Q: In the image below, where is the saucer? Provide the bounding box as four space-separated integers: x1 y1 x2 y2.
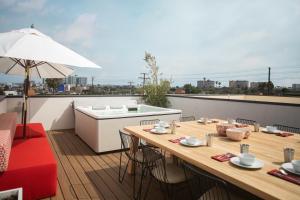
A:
261 128 281 134
281 163 300 176
197 119 212 124
180 139 204 147
230 157 264 169
150 129 167 134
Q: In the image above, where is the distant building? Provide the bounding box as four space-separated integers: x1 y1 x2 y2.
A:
197 80 215 89
229 80 249 89
66 76 88 86
250 82 267 88
66 76 77 85
292 84 300 91
76 77 87 86
175 88 185 94
4 91 18 96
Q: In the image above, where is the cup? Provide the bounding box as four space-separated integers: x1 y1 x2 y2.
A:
206 133 213 147
239 153 255 166
228 118 235 124
203 118 209 125
159 121 165 127
283 148 295 163
291 160 300 172
240 144 249 154
266 126 277 132
187 136 198 145
254 123 260 132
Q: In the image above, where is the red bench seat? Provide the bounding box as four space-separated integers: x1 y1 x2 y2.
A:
0 123 57 200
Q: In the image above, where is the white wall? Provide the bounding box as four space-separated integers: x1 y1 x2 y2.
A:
0 97 7 114
6 96 140 130
5 96 300 130
168 96 300 127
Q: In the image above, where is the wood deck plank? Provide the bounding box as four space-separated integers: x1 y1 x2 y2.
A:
46 129 164 200
62 130 131 200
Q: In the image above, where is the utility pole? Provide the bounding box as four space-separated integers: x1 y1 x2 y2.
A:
91 76 95 94
138 72 150 93
128 81 134 95
267 67 271 95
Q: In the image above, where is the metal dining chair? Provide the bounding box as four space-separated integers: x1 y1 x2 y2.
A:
140 144 188 200
235 118 256 125
119 130 161 199
273 124 300 134
180 116 196 122
182 162 231 200
119 130 144 198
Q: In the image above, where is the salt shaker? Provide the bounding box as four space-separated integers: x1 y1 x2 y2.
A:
206 133 213 147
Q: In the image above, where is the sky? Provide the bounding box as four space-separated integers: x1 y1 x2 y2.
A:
0 0 300 87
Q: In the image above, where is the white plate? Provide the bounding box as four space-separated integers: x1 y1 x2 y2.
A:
154 123 170 128
180 139 204 147
230 157 264 169
281 163 300 176
150 129 167 134
261 128 281 134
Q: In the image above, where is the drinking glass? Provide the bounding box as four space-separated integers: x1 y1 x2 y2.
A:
283 148 295 163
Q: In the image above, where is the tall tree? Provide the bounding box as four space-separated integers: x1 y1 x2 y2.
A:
45 78 62 94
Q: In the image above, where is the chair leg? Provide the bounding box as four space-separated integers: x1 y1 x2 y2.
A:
119 152 130 183
143 174 153 200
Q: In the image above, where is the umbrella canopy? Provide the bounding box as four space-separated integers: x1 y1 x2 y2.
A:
0 28 101 78
0 27 101 137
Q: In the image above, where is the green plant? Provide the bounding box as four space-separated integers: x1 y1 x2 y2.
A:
143 80 170 107
142 52 170 107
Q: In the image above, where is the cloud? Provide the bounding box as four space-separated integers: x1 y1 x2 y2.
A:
56 13 97 48
0 0 47 12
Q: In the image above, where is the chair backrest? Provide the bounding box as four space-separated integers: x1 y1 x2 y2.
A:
119 130 135 159
141 144 167 181
236 118 256 125
183 162 231 200
273 124 300 134
140 119 160 126
180 116 195 122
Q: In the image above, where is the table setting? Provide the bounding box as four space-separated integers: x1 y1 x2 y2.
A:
125 118 300 199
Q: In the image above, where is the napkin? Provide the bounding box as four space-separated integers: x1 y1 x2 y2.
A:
276 132 294 137
169 137 185 144
211 153 236 162
268 169 300 185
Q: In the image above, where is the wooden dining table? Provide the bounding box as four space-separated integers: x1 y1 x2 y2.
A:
124 120 300 200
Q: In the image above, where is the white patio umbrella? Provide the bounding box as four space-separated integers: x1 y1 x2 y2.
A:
0 26 101 137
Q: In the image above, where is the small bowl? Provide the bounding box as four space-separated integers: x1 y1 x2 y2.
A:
216 123 236 136
239 153 255 166
291 160 300 173
226 128 245 141
266 126 277 132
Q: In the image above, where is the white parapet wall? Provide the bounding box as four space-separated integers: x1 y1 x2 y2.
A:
5 96 141 130
168 96 300 127
0 96 7 114
3 95 300 130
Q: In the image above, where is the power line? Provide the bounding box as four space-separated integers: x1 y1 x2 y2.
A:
138 72 150 90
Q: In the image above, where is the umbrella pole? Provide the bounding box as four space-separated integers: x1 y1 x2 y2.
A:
22 61 30 138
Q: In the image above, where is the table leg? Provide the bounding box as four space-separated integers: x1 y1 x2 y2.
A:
128 136 139 174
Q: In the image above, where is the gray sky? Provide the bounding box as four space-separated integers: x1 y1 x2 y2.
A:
0 0 300 86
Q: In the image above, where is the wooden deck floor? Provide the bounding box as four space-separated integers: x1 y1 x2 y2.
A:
44 129 164 200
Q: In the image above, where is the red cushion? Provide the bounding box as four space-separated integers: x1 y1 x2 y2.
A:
0 137 57 200
14 123 46 139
